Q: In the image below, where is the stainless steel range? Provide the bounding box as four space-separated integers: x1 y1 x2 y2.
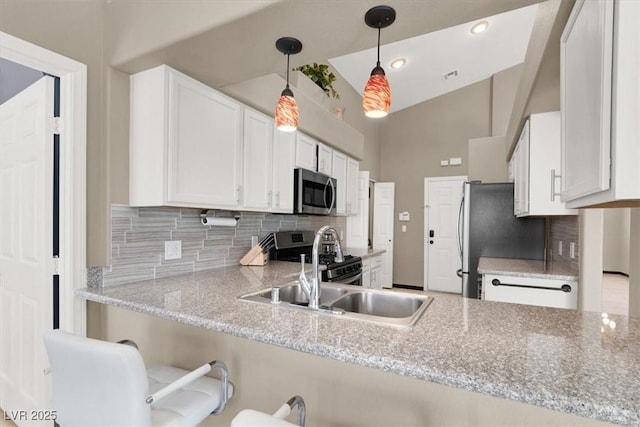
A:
269 230 363 286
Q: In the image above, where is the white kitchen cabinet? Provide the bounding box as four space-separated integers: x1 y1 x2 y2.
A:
130 64 243 209
242 108 273 211
560 0 640 207
332 150 347 216
369 254 384 290
272 129 296 213
361 258 371 288
317 142 333 175
513 112 577 217
295 132 317 171
482 274 577 309
346 156 360 216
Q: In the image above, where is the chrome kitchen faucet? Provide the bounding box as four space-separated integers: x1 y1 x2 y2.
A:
299 225 344 309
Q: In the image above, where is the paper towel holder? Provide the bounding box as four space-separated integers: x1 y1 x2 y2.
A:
200 210 240 227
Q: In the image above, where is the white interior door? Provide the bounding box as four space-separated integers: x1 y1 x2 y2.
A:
424 177 466 293
373 182 395 288
0 76 55 420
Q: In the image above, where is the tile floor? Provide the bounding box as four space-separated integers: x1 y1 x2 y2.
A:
602 273 630 316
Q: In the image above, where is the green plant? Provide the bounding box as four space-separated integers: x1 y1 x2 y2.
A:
293 63 340 99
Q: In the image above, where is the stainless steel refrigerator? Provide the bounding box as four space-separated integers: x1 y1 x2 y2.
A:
457 182 545 298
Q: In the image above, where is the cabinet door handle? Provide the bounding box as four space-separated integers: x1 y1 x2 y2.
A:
550 169 562 201
267 191 272 207
275 191 280 208
236 186 242 204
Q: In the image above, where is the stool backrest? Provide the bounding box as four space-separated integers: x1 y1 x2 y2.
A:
43 330 152 426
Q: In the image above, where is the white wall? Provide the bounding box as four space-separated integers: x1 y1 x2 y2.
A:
602 209 631 275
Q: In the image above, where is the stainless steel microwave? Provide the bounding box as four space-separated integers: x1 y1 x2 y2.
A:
293 168 336 215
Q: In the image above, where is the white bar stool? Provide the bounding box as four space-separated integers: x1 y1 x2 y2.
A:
43 329 233 426
231 395 306 427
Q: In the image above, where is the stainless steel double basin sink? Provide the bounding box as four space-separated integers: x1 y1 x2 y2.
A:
240 281 433 327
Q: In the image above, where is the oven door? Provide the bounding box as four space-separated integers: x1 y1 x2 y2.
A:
332 271 363 286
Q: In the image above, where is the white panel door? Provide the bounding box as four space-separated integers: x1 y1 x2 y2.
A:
0 76 54 422
243 109 273 210
167 71 243 207
332 151 347 216
373 183 395 288
424 177 465 293
272 129 296 213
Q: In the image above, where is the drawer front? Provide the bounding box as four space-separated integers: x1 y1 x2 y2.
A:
483 274 577 309
370 255 383 270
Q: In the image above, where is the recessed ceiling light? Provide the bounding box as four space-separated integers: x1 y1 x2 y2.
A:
470 20 489 34
389 58 406 69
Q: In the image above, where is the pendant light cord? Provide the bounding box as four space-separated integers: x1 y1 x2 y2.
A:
285 51 291 89
376 26 381 67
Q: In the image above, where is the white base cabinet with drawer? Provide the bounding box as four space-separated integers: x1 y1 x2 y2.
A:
560 0 640 207
130 64 243 209
483 274 577 309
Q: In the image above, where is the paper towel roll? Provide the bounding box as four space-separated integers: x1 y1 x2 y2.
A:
201 216 238 227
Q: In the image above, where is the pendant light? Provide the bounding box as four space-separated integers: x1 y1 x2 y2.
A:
275 37 303 132
363 5 395 118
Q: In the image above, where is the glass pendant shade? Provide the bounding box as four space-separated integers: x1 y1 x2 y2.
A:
274 37 303 132
275 90 299 132
363 71 391 118
363 6 396 119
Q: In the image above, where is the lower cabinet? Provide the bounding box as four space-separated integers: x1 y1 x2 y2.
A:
361 255 383 289
361 259 371 288
369 254 384 290
482 274 577 309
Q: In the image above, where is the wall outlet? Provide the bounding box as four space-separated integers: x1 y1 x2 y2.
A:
251 236 258 247
569 242 576 259
401 225 407 233
558 241 563 256
165 240 182 260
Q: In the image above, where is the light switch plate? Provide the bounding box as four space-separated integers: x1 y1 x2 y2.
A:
165 240 182 260
440 160 449 167
558 241 563 256
449 157 462 166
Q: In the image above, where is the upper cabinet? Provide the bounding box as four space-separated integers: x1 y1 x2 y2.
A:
130 64 359 215
332 150 347 216
560 0 640 208
346 156 360 215
130 65 242 209
295 133 317 171
272 129 296 213
513 112 577 217
317 142 333 175
242 108 273 210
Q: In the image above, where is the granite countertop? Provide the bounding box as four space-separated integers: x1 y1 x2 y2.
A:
345 247 385 259
78 261 639 425
478 257 579 281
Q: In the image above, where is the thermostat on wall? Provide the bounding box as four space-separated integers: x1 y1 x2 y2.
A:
399 211 410 221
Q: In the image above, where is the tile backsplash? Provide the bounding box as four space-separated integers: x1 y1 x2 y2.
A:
99 205 346 287
549 215 579 273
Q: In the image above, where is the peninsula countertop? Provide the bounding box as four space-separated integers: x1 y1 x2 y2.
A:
478 257 579 281
77 261 639 425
